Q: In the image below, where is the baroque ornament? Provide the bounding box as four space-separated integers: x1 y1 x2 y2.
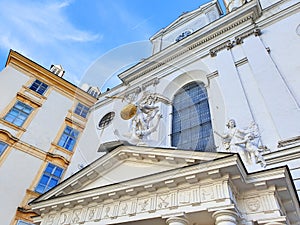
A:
215 119 268 167
107 90 172 146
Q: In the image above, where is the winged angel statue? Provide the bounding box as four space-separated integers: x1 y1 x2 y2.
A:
214 119 267 167
107 91 172 146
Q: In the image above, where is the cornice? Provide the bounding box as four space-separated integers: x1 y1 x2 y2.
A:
256 0 300 29
150 0 223 40
29 157 297 224
30 155 240 210
264 143 300 165
33 146 231 203
6 50 97 106
118 0 261 84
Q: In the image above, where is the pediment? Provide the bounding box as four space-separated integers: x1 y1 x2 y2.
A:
150 1 222 40
33 145 230 202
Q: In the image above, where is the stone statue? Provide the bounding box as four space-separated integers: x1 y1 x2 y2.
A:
235 133 267 167
215 119 267 167
110 90 171 146
214 119 248 152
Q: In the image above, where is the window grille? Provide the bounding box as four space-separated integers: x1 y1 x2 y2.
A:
57 126 79 151
171 82 215 151
4 101 33 126
35 163 63 194
74 103 89 118
29 79 48 95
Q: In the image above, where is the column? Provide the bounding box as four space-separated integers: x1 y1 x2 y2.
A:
212 210 238 225
166 216 189 225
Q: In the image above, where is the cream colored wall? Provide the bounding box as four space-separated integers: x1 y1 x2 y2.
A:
0 148 41 225
21 90 73 151
0 66 29 110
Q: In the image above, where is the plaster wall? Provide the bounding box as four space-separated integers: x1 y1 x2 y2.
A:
21 90 73 150
0 148 41 225
0 66 29 111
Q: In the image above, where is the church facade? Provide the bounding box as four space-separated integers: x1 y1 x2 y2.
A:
2 0 300 224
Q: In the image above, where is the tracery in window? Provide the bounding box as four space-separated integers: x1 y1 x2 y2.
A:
171 82 215 151
98 112 115 130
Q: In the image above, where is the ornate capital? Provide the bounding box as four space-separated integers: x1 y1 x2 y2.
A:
166 216 189 225
212 210 238 225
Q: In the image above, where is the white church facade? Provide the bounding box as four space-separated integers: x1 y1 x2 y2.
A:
1 0 300 224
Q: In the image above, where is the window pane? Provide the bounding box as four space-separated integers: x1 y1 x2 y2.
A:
54 167 63 177
29 79 48 95
4 102 33 127
57 126 79 151
17 220 34 225
171 82 215 152
35 163 63 194
0 141 8 156
74 103 89 118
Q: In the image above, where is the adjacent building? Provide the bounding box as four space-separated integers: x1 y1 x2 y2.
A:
0 50 98 225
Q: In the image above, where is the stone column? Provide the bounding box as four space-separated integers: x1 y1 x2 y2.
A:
212 210 238 225
166 216 189 225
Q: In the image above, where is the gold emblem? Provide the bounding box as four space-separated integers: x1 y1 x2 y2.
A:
120 104 137 120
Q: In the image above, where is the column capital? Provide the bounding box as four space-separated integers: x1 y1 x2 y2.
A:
212 209 238 225
166 216 189 225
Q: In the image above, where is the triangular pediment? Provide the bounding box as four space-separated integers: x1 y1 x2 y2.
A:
33 145 230 202
150 1 222 40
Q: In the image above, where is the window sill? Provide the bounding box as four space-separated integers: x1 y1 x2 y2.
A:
22 85 48 100
51 142 74 155
0 118 26 132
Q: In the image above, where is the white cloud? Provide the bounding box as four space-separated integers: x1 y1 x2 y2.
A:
0 0 101 84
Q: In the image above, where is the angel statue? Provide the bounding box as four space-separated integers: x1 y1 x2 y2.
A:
214 119 267 167
234 133 267 167
108 91 172 146
214 119 250 152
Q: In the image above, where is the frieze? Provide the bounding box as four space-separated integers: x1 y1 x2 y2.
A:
42 182 231 225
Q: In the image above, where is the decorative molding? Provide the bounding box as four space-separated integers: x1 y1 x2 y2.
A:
278 135 300 148
35 182 231 225
118 0 262 83
142 77 160 90
6 50 97 106
234 57 248 67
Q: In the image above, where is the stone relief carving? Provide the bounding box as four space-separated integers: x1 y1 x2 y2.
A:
42 182 233 225
111 89 172 146
246 198 261 212
214 119 268 167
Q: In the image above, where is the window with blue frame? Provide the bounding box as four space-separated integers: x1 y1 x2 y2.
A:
35 163 63 194
57 126 79 151
29 79 48 95
171 82 215 151
4 101 33 126
16 220 34 225
74 103 89 118
0 141 8 156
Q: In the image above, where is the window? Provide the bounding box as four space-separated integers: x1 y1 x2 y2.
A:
35 163 63 194
98 112 115 129
16 220 34 225
0 141 8 156
74 103 89 118
57 126 79 151
171 82 215 151
29 79 48 95
4 101 33 126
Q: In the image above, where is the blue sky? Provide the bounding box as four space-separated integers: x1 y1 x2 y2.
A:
0 0 224 91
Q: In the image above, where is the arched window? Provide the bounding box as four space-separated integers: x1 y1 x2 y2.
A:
171 82 215 151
